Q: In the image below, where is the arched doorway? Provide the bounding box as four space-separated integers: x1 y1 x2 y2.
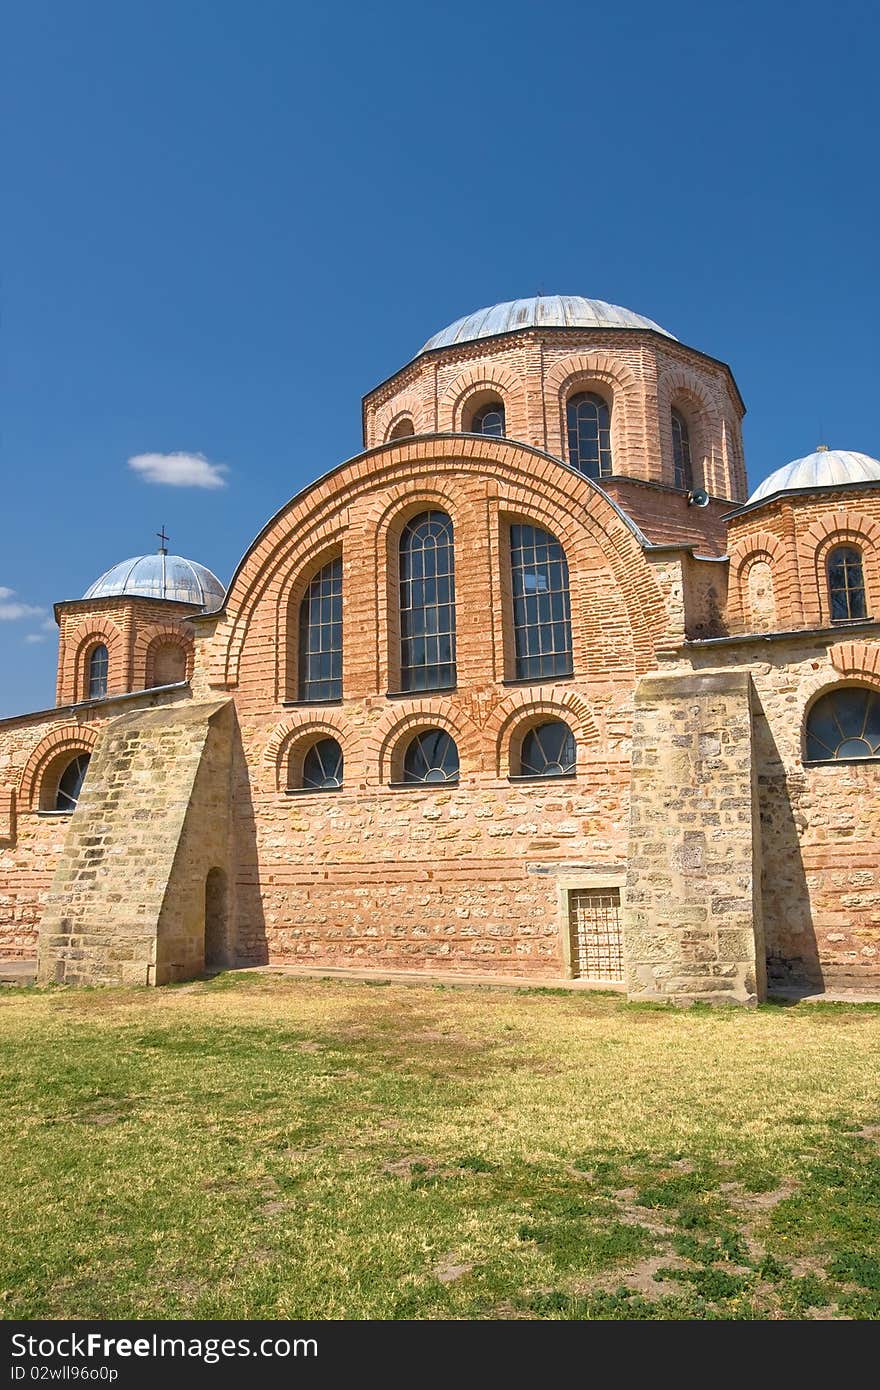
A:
204 867 227 970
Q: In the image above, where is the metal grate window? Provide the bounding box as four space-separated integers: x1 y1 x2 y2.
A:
568 888 623 981
298 557 343 701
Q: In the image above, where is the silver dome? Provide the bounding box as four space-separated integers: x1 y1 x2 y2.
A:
83 553 225 609
417 294 675 356
748 448 880 504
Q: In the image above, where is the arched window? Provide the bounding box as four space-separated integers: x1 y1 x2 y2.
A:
56 754 90 812
399 511 456 691
510 525 573 680
471 401 505 437
566 392 612 479
151 642 187 687
806 686 880 761
671 409 693 490
87 644 108 700
300 737 344 789
402 729 460 784
389 418 415 440
827 546 867 622
519 721 577 777
298 557 343 701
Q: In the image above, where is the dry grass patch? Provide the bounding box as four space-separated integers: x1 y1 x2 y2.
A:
0 974 879 1319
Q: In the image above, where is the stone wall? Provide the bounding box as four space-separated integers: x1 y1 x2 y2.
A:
678 633 880 987
624 669 765 1006
38 699 233 986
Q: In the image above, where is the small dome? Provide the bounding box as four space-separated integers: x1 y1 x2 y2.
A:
416 294 675 357
83 553 225 609
748 448 880 504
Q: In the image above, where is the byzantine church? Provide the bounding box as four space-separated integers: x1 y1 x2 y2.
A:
1 295 878 1005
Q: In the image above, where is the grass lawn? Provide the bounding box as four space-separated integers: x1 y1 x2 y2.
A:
1 974 879 1320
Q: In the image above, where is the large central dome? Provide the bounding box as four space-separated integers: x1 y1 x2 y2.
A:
417 295 675 356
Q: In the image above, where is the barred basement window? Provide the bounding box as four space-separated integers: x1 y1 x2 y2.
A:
827 546 867 622
805 686 880 761
399 512 456 691
568 888 623 981
510 524 573 680
671 409 693 490
566 392 612 479
298 558 343 701
88 644 108 700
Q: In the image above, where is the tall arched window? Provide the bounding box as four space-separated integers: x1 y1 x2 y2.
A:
566 392 612 478
519 721 577 777
827 546 867 622
56 754 90 811
510 525 573 680
806 687 880 761
88 644 108 700
671 409 693 490
399 512 456 691
472 401 505 437
298 558 343 701
402 729 459 784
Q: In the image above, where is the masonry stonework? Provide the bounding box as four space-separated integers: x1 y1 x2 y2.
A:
2 296 879 1001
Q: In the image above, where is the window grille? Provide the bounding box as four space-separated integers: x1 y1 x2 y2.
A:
568 887 623 981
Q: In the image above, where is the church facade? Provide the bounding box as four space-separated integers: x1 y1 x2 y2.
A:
2 295 879 1005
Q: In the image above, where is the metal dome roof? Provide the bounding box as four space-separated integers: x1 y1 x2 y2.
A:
748 448 880 504
83 553 225 609
416 295 675 356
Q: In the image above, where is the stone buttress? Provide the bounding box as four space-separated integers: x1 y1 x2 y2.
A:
37 700 234 986
623 669 766 1005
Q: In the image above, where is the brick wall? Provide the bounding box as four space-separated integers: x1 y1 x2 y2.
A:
362 328 746 503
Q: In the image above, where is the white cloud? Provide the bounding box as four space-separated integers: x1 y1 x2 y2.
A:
23 632 48 644
0 589 45 622
128 451 229 489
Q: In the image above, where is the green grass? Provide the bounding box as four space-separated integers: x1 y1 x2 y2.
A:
0 974 879 1319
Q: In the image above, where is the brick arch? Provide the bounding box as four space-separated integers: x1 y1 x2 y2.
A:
440 364 526 436
373 391 428 444
215 436 668 692
728 530 787 632
802 511 880 626
135 623 194 690
483 687 601 777
70 618 124 702
20 724 101 810
263 711 361 792
275 540 344 704
543 352 641 468
365 699 483 784
829 640 880 685
657 369 719 492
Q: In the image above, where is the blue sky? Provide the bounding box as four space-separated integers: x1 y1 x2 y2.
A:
3 0 879 716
